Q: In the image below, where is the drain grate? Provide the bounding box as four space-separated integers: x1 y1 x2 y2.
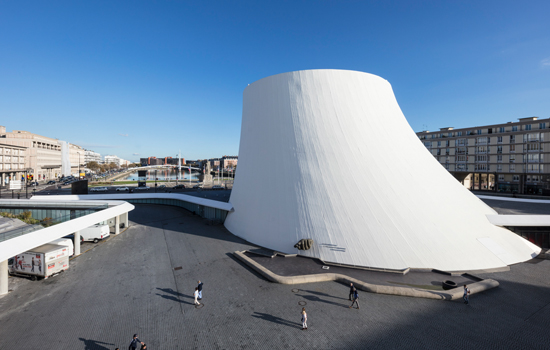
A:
173 266 182 271
292 288 300 293
298 301 307 306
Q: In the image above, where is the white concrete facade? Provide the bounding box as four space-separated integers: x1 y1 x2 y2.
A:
224 69 541 271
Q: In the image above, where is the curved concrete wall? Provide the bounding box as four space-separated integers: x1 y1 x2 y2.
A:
224 69 540 271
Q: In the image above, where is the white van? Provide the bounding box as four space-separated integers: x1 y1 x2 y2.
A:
50 238 75 256
80 224 110 243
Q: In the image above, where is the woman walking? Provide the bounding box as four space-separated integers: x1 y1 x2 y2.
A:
194 287 201 305
301 307 308 330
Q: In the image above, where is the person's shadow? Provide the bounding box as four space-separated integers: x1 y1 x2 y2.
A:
78 337 113 350
155 293 194 305
157 287 192 299
302 289 348 300
296 294 349 308
251 312 302 329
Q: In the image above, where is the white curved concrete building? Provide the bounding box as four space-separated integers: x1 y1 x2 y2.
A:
224 69 540 271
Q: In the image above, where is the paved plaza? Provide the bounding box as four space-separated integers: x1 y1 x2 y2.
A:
0 202 550 349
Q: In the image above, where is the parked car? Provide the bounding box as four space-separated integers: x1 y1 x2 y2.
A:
173 184 185 189
116 187 129 192
193 184 203 189
134 186 150 191
90 187 108 192
158 185 166 189
212 185 224 190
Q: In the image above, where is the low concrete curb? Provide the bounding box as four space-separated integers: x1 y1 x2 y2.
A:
233 251 499 301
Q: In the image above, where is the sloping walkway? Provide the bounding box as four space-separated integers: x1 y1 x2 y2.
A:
234 251 500 301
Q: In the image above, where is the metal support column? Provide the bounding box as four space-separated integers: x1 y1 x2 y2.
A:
0 260 8 296
74 231 81 256
115 215 120 235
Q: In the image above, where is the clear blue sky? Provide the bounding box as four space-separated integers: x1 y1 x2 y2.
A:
1 1 549 162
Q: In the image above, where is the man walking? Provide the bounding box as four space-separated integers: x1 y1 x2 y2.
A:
463 285 470 305
197 280 203 300
349 283 356 301
349 289 360 309
129 334 144 350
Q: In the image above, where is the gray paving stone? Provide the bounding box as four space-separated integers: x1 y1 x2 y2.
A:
0 203 548 349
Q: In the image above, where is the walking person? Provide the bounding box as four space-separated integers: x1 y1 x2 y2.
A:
349 283 356 301
463 285 470 305
194 287 201 305
128 334 144 350
349 289 360 309
197 280 203 300
301 307 308 330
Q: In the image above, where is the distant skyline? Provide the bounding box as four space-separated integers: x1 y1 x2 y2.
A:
1 1 549 162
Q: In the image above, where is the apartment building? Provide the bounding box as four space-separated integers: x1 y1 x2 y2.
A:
417 117 550 195
85 150 101 164
0 143 26 185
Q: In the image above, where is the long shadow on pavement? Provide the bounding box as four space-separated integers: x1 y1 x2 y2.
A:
155 293 194 305
156 287 194 305
251 312 302 329
295 293 349 308
77 337 114 350
301 289 349 301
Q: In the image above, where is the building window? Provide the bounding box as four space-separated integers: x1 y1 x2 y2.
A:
540 123 546 129
445 148 450 155
424 142 431 148
525 154 540 162
524 133 541 142
448 132 453 137
475 164 488 171
437 141 441 147
456 139 467 146
457 131 462 136
512 126 518 132
477 129 482 135
497 136 503 143
498 174 505 181
525 124 532 131
510 164 516 172
456 164 466 171
510 135 515 143
525 143 540 152
456 155 467 162
513 175 519 181
499 127 505 133
476 146 488 153
510 155 515 163
497 146 502 153
497 164 502 171
437 149 441 155
476 155 487 162
497 155 502 162
510 144 516 152
527 164 540 173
